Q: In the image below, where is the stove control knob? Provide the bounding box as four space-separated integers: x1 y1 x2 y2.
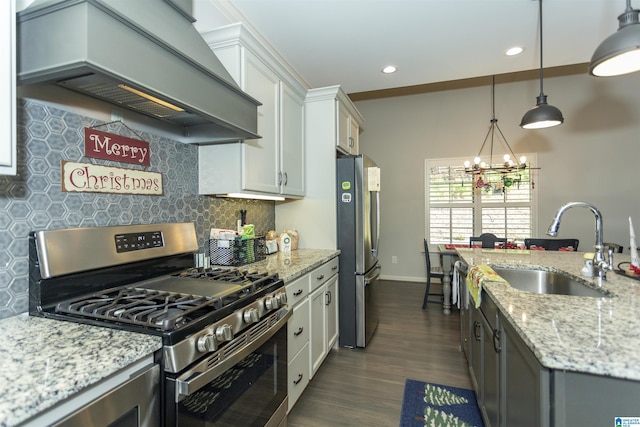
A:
276 291 288 305
264 296 279 310
215 324 233 342
243 308 259 324
196 334 216 353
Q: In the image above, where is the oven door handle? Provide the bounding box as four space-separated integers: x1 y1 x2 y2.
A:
174 308 292 401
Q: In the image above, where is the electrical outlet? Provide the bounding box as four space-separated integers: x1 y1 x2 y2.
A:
392 256 398 264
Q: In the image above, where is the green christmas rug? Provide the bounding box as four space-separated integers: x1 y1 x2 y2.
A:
399 379 484 427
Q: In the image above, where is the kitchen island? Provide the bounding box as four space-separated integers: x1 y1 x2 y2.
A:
457 248 640 380
457 248 640 426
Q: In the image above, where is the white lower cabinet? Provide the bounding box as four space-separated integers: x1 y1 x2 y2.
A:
287 297 310 411
286 257 339 412
309 261 339 377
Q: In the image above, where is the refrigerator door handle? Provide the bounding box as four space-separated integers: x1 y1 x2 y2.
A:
364 265 381 285
371 191 380 258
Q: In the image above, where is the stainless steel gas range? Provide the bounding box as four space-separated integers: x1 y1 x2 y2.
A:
29 222 290 427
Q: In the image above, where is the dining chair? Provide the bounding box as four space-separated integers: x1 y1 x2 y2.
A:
422 239 445 309
603 242 623 253
469 233 507 249
524 238 579 251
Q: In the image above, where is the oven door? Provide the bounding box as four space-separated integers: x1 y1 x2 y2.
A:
165 308 291 427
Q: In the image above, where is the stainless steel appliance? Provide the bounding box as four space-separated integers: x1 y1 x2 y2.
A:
336 154 381 348
29 222 290 427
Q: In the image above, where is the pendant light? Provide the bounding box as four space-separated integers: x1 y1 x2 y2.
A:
465 76 528 176
590 0 640 77
520 0 564 130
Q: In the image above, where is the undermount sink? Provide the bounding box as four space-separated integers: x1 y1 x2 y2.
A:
491 267 610 298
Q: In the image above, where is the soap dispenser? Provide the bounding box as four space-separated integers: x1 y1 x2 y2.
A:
581 253 594 278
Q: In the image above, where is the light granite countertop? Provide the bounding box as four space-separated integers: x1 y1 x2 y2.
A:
0 249 338 427
0 314 162 427
241 248 341 282
456 248 640 382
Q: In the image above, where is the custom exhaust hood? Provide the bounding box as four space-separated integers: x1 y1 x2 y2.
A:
16 0 261 144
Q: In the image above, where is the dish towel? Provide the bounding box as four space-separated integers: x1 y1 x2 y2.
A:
466 265 509 308
452 260 464 309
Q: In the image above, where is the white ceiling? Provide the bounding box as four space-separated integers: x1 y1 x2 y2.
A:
209 0 625 95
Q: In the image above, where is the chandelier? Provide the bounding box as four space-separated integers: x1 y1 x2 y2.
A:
463 76 539 189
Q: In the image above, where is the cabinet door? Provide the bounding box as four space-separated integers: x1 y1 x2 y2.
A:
336 100 351 154
482 313 499 427
325 275 338 350
502 318 550 427
0 0 16 175
309 284 327 378
288 298 310 362
460 283 471 361
288 342 310 412
242 53 279 194
348 116 359 154
280 82 304 196
469 307 483 400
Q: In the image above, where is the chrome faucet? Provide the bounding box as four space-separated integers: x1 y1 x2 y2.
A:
547 201 613 281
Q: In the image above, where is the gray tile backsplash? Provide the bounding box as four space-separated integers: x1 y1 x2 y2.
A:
0 100 275 319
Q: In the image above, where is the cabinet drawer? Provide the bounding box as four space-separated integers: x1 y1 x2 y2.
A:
287 298 310 361
286 274 310 307
287 342 310 412
310 258 339 291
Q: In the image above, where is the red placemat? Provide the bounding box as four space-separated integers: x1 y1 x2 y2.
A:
444 244 469 250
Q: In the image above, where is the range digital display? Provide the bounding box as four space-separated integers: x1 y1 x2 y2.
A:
115 231 164 253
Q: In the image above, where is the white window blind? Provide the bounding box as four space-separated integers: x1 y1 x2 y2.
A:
425 157 537 245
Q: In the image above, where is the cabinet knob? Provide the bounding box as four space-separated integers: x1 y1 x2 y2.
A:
294 326 304 337
293 289 303 296
293 373 304 385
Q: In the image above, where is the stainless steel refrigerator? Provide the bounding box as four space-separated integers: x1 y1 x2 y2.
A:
336 154 381 348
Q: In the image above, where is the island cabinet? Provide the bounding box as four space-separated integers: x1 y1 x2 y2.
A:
199 23 305 198
468 295 501 427
467 290 640 427
284 256 339 412
500 313 550 427
0 0 16 175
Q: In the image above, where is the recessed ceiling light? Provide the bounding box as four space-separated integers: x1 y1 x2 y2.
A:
382 65 397 74
506 47 524 56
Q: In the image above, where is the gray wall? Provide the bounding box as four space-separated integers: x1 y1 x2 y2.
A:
0 100 275 319
355 72 640 282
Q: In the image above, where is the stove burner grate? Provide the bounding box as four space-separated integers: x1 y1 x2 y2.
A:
56 287 222 331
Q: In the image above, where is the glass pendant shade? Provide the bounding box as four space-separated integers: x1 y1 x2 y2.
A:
589 2 640 77
520 94 564 129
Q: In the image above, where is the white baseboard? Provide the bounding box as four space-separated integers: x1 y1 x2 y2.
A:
379 275 425 283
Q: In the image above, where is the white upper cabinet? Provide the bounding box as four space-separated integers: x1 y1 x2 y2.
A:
337 99 360 155
198 23 306 198
0 0 16 175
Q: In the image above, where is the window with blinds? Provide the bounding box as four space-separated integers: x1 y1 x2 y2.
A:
425 157 537 245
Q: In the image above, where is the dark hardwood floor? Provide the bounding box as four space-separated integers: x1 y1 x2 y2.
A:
287 279 471 426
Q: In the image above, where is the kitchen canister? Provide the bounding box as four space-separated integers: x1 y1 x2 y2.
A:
279 232 292 252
